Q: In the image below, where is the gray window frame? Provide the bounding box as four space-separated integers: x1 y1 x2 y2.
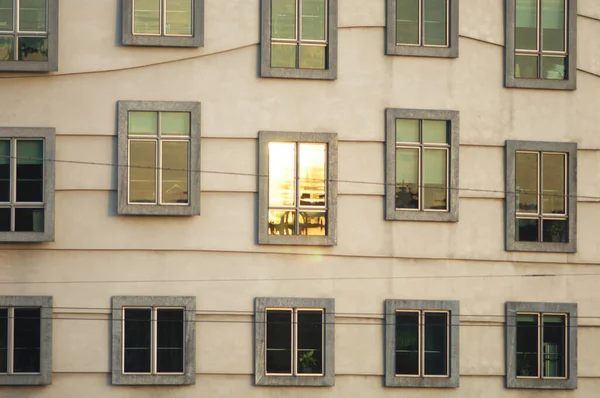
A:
505 140 577 253
504 0 577 90
122 0 204 47
0 127 55 243
254 297 335 387
111 296 196 385
258 131 338 246
117 101 201 216
506 301 577 389
386 0 459 58
260 0 338 80
385 108 459 222
384 299 459 388
0 296 52 386
0 0 58 72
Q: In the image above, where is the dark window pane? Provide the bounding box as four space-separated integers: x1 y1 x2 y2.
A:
424 312 447 376
395 312 419 375
0 208 9 232
124 309 151 373
515 55 539 79
297 310 323 374
515 0 538 50
0 36 14 61
156 309 184 373
16 140 43 203
423 0 447 46
396 0 419 45
516 218 539 242
266 310 292 374
0 308 7 373
516 314 539 377
543 314 566 378
0 140 9 202
14 208 44 232
13 308 41 373
541 56 566 80
18 37 48 62
542 219 568 243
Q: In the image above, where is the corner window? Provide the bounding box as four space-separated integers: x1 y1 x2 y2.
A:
385 109 458 222
0 296 52 386
386 0 458 57
506 302 577 389
260 0 338 80
0 128 55 243
111 296 196 385
258 131 337 246
117 101 201 216
505 0 577 90
254 297 334 386
384 299 459 388
505 140 576 252
0 0 58 72
122 0 204 47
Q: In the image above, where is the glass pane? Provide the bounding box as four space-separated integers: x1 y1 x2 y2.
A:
19 0 46 32
157 309 184 373
0 208 9 231
542 219 568 243
13 308 41 373
272 0 296 39
299 44 325 69
422 120 448 143
396 119 419 143
515 54 539 79
423 149 447 210
396 0 419 45
541 56 566 79
298 210 326 236
0 0 13 32
266 310 292 374
269 142 295 207
297 310 323 374
517 314 539 377
15 208 43 232
133 0 160 34
395 148 419 209
516 0 537 50
298 143 325 207
161 141 189 204
129 141 157 203
516 218 539 242
268 209 296 235
271 43 297 68
301 0 325 40
542 153 565 214
423 0 447 46
0 308 7 373
542 0 565 52
516 152 538 213
543 314 566 378
129 111 158 136
17 37 48 61
16 140 43 203
124 308 152 373
0 36 14 61
0 140 9 202
395 312 419 375
424 312 448 376
161 112 190 136
165 0 192 36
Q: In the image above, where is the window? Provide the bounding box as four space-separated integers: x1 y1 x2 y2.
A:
506 302 577 389
258 131 338 246
0 127 55 243
122 0 204 47
254 297 334 386
117 101 201 216
385 109 458 222
385 300 459 388
260 0 338 80
505 0 577 90
386 0 458 57
0 296 52 386
111 296 196 385
0 0 58 72
505 140 576 252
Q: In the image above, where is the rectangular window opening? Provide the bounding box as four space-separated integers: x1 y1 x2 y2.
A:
0 306 42 375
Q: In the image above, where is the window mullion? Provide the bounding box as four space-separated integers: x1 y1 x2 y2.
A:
537 151 542 240
537 0 542 75
295 143 300 235
10 139 16 231
420 311 424 377
8 307 14 374
296 0 301 67
538 313 543 379
419 0 423 46
161 0 165 36
418 121 424 211
157 113 162 205
152 308 157 374
293 309 298 376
